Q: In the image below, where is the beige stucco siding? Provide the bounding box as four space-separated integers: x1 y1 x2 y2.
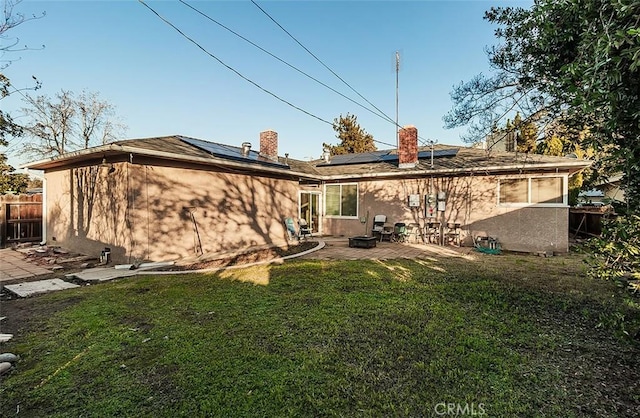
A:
45 162 298 263
322 174 569 253
46 165 131 261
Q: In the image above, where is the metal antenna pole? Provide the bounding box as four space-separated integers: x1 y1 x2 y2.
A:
428 138 437 169
395 51 400 149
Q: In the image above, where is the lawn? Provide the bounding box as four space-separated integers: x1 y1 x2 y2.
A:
1 253 639 417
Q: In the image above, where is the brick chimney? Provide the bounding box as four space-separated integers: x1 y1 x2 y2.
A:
259 130 278 161
398 125 418 169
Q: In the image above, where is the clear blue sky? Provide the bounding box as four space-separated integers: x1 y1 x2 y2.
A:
3 0 531 167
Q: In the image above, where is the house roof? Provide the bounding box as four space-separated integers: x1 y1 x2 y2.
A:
24 135 591 180
307 144 591 179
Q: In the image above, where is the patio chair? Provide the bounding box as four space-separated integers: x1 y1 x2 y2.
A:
392 222 408 243
443 223 461 246
407 222 424 243
372 215 391 241
284 217 299 241
425 221 441 245
299 218 312 240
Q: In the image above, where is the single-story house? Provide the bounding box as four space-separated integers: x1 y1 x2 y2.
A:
593 173 626 204
24 126 591 263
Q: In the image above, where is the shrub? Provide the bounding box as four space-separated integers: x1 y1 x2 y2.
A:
583 214 640 293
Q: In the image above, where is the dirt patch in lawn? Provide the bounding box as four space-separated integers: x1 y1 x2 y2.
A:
0 295 85 337
0 241 319 341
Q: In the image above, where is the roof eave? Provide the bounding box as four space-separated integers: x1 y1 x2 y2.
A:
316 160 592 181
21 144 118 170
23 142 592 182
22 143 319 181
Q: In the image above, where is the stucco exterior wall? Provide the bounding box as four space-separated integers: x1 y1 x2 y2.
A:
322 174 569 253
45 161 298 263
46 165 132 261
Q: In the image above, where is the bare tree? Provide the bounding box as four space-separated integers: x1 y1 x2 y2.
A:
21 89 126 159
0 0 44 145
77 90 124 148
1 0 46 68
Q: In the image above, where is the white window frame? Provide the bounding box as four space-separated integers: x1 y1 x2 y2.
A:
324 183 359 219
497 175 568 207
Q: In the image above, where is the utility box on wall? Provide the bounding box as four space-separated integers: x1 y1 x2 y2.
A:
425 194 436 218
437 191 446 212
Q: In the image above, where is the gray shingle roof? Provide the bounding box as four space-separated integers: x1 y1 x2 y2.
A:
25 136 591 178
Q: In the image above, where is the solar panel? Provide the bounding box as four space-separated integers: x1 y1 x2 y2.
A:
379 153 398 162
317 148 458 167
418 149 459 159
178 136 288 168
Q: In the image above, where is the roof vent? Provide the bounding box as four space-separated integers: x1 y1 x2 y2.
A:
241 142 252 157
322 147 331 163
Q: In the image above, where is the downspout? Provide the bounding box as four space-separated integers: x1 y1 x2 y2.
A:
42 176 47 244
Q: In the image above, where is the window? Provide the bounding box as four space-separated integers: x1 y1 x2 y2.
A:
499 176 566 206
325 183 358 217
531 177 563 204
499 179 528 203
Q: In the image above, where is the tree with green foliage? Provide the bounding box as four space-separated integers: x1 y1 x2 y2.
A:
513 113 538 154
324 113 376 155
583 215 640 295
489 112 539 153
444 0 640 213
0 153 28 193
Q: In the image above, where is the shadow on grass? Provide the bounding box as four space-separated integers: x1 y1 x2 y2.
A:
1 256 638 417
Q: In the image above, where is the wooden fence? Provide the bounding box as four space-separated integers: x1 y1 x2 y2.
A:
569 206 613 238
0 193 43 247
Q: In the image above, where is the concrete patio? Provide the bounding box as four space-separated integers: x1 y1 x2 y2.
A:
298 237 475 261
0 249 53 283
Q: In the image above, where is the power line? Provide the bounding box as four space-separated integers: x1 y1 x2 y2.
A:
250 0 396 126
140 1 430 152
250 1 434 147
179 0 394 126
138 0 333 127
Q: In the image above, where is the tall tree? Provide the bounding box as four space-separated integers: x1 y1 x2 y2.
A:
324 113 376 155
444 0 640 212
1 0 44 192
21 89 126 159
1 0 44 144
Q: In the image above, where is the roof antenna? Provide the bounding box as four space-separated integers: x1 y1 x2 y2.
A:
395 50 400 150
428 139 437 169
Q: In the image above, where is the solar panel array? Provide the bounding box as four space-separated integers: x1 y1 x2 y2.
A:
178 136 289 169
316 148 458 166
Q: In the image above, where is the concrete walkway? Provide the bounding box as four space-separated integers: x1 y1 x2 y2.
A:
0 249 53 283
4 278 80 297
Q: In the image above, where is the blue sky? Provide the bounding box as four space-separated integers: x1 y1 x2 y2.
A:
2 0 531 167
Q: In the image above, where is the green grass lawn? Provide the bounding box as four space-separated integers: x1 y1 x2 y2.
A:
1 254 639 417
